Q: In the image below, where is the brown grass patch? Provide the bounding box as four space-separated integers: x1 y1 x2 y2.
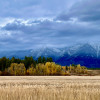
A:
0 76 99 100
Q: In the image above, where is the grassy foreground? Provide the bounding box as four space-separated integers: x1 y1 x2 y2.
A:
0 76 100 100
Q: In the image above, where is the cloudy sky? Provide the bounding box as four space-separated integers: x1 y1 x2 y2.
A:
0 0 100 50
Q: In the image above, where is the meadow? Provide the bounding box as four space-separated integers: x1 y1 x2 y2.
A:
0 76 100 100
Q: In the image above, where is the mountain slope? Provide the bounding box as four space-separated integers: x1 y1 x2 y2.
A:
0 43 100 68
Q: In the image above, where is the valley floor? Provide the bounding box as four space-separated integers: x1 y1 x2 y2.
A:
0 76 100 100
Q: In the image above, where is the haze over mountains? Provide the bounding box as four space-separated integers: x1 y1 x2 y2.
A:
0 43 100 68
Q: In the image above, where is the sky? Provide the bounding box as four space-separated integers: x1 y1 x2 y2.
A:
0 0 100 50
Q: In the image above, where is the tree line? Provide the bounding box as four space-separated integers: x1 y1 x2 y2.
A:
0 56 88 76
0 56 53 71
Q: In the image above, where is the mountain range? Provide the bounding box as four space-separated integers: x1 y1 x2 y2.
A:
0 43 100 68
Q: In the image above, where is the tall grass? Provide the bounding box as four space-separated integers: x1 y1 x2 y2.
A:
0 76 100 100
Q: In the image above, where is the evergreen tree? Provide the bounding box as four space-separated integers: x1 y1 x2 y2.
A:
47 57 53 62
38 56 42 63
42 57 46 64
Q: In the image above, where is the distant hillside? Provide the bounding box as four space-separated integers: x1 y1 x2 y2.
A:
0 43 100 68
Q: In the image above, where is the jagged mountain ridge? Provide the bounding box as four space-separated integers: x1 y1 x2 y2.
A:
56 43 100 68
0 43 100 68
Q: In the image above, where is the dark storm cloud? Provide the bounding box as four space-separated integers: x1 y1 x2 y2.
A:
0 0 100 50
2 18 100 47
57 0 100 22
2 19 56 36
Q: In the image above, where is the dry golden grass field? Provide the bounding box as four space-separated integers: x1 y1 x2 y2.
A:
0 76 100 100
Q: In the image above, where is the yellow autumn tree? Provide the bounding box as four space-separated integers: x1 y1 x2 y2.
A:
36 63 44 75
81 66 88 74
75 64 88 74
45 62 62 75
34 62 62 75
27 64 36 75
7 63 26 75
68 64 75 73
75 64 82 74
67 64 88 75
